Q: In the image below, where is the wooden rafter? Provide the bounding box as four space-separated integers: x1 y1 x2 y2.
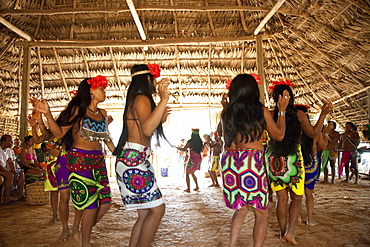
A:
33 0 45 38
0 6 303 16
205 0 216 36
37 47 45 98
15 35 271 48
53 48 71 100
267 39 286 79
0 17 32 41
236 0 248 33
126 0 146 41
69 0 77 39
254 0 286 35
169 0 179 38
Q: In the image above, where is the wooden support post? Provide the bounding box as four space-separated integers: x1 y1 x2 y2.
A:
208 44 212 130
19 42 31 140
256 34 269 107
368 88 370 121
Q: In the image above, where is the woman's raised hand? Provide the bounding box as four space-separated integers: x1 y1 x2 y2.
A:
27 114 37 127
321 102 334 115
157 78 170 102
31 97 50 114
277 90 290 111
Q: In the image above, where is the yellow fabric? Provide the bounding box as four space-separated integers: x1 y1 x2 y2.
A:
27 130 42 149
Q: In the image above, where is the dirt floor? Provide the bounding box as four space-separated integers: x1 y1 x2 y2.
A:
0 169 369 247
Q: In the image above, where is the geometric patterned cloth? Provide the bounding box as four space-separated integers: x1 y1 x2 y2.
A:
265 145 305 196
115 142 164 211
221 149 268 210
67 147 112 210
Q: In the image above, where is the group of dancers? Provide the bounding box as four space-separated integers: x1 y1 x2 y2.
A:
29 64 335 247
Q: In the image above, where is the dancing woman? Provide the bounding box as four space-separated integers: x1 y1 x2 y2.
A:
114 64 170 247
177 128 203 192
266 83 332 245
33 75 114 247
221 74 289 247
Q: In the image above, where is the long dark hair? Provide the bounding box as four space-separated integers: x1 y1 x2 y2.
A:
56 78 92 150
270 84 301 156
114 64 167 155
189 132 203 154
221 74 265 147
296 105 313 167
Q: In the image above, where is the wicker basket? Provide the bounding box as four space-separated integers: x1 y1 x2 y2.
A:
26 181 49 205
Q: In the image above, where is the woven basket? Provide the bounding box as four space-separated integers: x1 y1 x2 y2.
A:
26 181 49 205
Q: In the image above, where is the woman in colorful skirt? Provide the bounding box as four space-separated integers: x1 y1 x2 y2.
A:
33 75 115 247
266 83 333 245
176 128 203 192
28 107 84 241
220 74 290 247
296 105 329 226
114 64 170 247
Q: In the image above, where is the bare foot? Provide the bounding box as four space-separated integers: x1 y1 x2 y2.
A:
321 180 329 184
280 233 287 242
71 230 81 242
341 180 349 183
297 217 302 225
193 187 200 191
285 233 297 245
49 216 59 224
184 189 190 193
331 180 336 184
214 184 220 188
306 221 317 227
208 184 215 187
58 228 70 242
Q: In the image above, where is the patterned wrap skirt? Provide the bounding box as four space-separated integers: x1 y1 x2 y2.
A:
44 154 58 192
221 149 268 211
186 153 202 172
115 142 164 211
67 147 112 210
304 154 319 190
209 156 220 171
265 145 305 196
55 150 70 190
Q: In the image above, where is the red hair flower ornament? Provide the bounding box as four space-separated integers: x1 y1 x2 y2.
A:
250 73 262 85
87 75 108 90
225 79 232 90
147 64 161 79
69 90 78 96
269 79 295 92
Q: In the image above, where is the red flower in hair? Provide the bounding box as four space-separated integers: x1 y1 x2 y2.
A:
295 104 311 109
250 73 262 85
269 79 295 92
69 90 78 96
87 75 108 90
147 64 161 79
226 79 232 90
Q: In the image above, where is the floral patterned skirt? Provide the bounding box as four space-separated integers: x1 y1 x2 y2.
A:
115 142 164 210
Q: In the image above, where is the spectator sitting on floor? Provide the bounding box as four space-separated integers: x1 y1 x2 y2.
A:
0 135 25 205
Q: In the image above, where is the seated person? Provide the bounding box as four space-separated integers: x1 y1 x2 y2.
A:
0 135 25 205
20 136 44 176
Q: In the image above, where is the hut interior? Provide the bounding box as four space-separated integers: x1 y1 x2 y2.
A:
0 0 369 141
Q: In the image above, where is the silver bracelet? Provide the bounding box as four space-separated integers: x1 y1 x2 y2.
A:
278 111 286 116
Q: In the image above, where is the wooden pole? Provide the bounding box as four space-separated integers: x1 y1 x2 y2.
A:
19 42 31 140
256 34 269 107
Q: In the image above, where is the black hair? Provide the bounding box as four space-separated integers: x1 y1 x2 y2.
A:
41 142 47 150
270 84 301 156
296 105 313 167
189 132 203 154
328 120 337 130
221 74 265 147
346 122 357 131
0 135 11 143
24 135 33 145
54 78 92 151
114 64 168 155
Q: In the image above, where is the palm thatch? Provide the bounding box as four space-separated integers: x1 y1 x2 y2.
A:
0 0 369 137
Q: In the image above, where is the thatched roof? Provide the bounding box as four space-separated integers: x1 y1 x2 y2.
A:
0 0 369 136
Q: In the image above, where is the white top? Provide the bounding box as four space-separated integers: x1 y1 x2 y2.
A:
0 146 14 171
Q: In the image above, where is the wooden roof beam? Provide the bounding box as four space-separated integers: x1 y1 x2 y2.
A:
15 35 271 48
126 0 146 41
37 47 45 98
205 0 216 36
0 6 302 16
254 0 286 35
169 0 179 38
0 17 33 41
267 39 286 79
53 48 71 100
236 0 249 33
